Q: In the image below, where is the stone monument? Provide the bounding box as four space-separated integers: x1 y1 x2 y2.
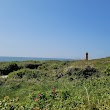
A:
86 52 88 60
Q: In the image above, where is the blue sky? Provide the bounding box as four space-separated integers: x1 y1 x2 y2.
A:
0 0 110 59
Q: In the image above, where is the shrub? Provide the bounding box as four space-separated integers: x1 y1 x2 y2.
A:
0 77 6 85
24 63 42 69
82 66 97 78
0 96 25 110
0 63 20 75
51 64 59 69
8 69 40 79
105 64 110 76
61 91 70 100
66 67 81 76
56 73 63 79
66 66 97 78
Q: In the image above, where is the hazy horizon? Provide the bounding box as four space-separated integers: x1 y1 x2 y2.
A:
0 56 79 60
0 0 110 59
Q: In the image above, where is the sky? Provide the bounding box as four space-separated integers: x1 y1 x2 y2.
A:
0 0 110 59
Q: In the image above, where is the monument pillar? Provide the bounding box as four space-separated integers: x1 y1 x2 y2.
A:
86 52 88 60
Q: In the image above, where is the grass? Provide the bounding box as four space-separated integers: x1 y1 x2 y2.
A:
0 58 110 109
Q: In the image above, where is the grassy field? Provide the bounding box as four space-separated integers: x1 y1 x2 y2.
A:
0 58 110 110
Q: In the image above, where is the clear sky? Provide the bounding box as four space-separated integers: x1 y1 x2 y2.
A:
0 0 110 59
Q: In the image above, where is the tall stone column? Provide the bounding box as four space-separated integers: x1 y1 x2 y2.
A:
86 52 88 60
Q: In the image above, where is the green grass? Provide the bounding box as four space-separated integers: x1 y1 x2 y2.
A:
0 58 110 109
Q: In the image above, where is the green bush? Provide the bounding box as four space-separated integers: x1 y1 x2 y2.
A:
8 69 40 79
0 62 20 75
51 64 59 69
24 63 42 69
66 66 97 78
0 77 6 85
105 64 110 76
0 96 25 110
82 66 97 78
66 67 81 76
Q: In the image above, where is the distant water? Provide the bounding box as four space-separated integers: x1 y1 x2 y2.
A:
0 56 73 62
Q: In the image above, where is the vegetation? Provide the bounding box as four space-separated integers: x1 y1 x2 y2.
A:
0 58 110 109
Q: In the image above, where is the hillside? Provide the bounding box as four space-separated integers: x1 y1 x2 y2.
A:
0 58 110 110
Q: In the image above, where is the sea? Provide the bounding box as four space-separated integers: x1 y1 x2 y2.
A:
0 56 73 62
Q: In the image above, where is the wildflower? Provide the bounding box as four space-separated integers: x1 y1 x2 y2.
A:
34 98 38 102
38 94 42 97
